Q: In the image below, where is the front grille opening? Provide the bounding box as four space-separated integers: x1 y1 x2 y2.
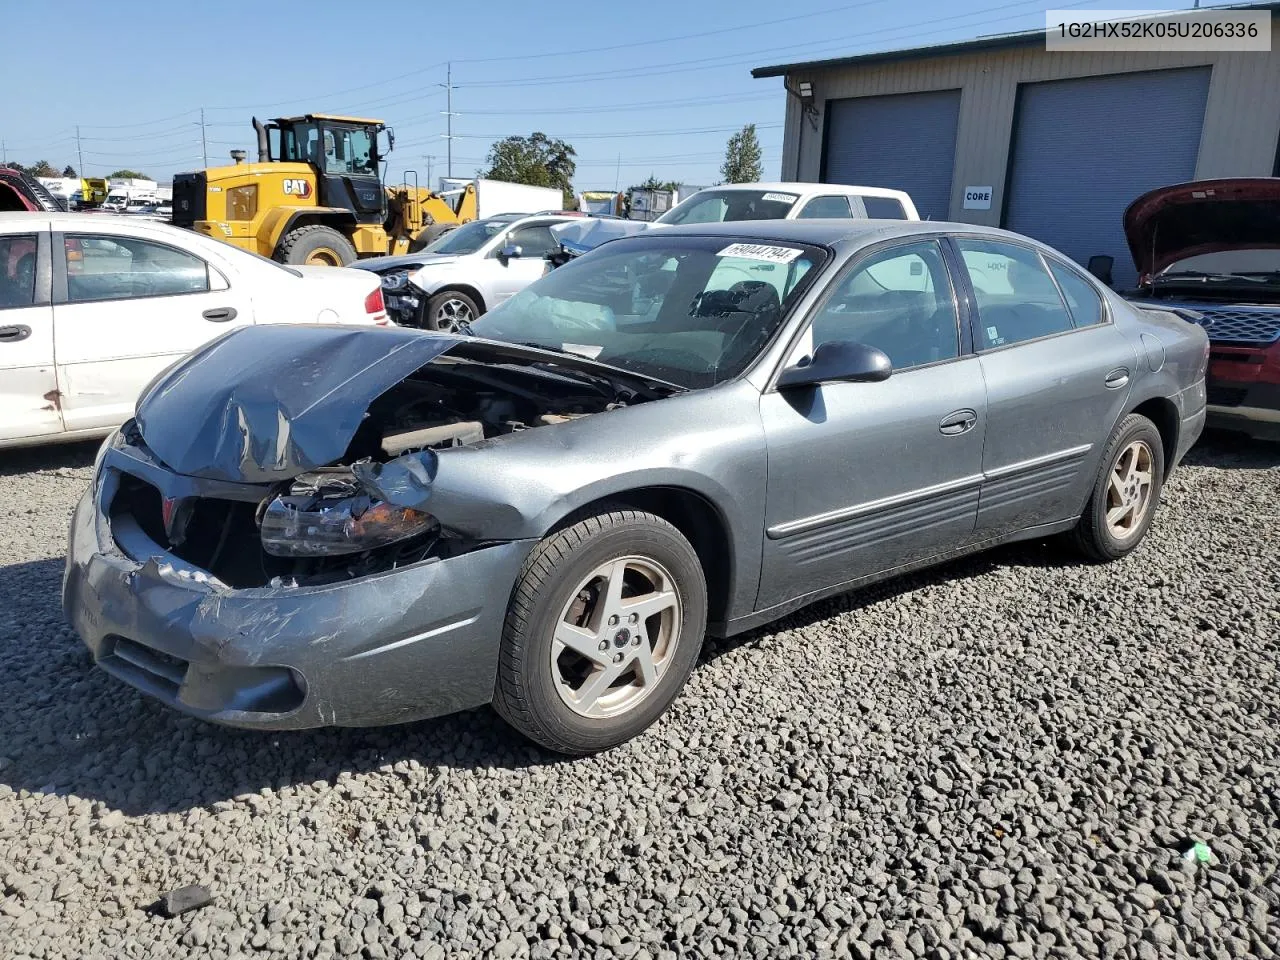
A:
109 635 188 695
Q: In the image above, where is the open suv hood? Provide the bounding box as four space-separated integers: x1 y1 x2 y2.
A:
1124 178 1280 281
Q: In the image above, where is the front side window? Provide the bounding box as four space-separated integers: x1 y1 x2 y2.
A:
469 236 825 388
804 239 959 371
280 122 321 165
504 223 560 258
0 234 38 309
797 195 854 219
64 235 209 302
324 127 376 176
956 239 1074 349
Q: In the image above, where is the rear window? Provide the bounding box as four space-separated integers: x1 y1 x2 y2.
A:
656 189 799 225
860 196 908 219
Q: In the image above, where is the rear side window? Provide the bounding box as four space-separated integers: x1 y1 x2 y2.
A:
797 195 854 219
65 235 210 302
1048 260 1105 326
0 234 38 309
956 239 1074 349
861 196 908 219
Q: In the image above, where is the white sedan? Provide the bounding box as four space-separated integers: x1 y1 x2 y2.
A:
0 212 389 448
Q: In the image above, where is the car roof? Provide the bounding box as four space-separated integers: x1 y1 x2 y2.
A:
686 181 912 200
648 218 1025 247
0 211 185 231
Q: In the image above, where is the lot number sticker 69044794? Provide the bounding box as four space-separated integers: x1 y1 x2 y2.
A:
716 243 804 264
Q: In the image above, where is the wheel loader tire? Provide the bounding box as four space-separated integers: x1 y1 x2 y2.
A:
409 222 457 253
276 225 358 267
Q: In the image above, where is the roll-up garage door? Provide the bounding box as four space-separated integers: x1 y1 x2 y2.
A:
822 89 961 221
1003 67 1211 288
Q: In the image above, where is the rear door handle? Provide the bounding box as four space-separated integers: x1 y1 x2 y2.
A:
202 307 237 322
1105 367 1130 389
0 324 32 343
939 409 978 436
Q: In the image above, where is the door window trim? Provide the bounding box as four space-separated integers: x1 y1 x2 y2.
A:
942 235 1113 356
52 231 216 306
0 230 52 310
765 233 971 392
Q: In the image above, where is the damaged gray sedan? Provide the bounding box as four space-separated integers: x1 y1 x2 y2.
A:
64 221 1208 754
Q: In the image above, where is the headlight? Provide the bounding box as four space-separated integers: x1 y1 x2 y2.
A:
259 471 436 557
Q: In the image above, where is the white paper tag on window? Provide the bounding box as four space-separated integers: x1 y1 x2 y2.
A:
716 243 803 264
561 342 604 359
761 192 798 204
986 325 1004 345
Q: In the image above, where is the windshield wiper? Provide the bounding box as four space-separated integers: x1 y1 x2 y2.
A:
1154 270 1269 284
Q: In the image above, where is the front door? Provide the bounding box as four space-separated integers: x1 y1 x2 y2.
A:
758 238 987 610
54 232 253 432
0 228 62 442
950 237 1141 535
485 221 565 306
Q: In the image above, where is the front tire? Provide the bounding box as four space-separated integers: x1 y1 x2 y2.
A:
275 225 357 267
493 508 707 755
1070 413 1164 562
425 290 480 332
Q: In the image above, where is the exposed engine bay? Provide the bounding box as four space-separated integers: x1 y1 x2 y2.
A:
113 335 664 592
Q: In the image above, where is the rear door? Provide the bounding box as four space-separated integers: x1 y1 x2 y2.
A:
0 227 62 442
53 230 252 432
949 237 1140 535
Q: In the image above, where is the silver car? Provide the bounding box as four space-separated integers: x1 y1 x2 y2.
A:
64 220 1208 754
356 213 584 331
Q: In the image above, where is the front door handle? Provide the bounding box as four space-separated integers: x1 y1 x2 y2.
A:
0 324 32 343
202 307 237 323
939 409 978 436
1105 367 1130 389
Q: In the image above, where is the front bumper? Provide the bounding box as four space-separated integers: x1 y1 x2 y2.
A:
1205 339 1280 440
63 457 535 730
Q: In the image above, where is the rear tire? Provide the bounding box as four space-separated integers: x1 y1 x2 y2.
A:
276 225 357 267
493 508 707 755
1070 413 1164 562
408 222 456 252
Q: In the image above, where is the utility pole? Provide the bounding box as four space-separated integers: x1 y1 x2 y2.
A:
200 108 208 168
1 140 6 165
439 62 457 178
422 155 434 188
75 126 84 176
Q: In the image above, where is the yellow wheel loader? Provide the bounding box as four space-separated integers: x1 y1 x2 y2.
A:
171 115 475 266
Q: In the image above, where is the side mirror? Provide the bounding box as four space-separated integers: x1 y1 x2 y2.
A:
776 340 892 390
498 243 522 264
1086 255 1114 286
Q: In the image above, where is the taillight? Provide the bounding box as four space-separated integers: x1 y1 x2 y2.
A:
365 287 384 314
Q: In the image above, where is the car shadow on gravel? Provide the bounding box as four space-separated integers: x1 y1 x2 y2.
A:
0 439 100 476
0 534 1087 815
1185 430 1280 469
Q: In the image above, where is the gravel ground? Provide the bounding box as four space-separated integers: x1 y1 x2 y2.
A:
0 434 1277 960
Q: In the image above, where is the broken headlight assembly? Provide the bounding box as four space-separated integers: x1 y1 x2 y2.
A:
258 470 438 558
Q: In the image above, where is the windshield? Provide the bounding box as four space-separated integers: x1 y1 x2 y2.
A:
468 235 826 389
425 218 510 255
657 189 799 225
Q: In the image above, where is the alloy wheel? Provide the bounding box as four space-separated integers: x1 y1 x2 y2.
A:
550 556 683 719
1105 439 1155 540
434 298 474 331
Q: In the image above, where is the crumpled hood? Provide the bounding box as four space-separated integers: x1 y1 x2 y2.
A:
135 325 456 483
353 252 462 272
1124 178 1280 280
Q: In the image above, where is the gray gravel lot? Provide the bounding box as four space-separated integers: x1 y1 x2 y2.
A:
0 435 1277 960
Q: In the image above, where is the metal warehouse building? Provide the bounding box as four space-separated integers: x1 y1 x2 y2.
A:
754 4 1280 285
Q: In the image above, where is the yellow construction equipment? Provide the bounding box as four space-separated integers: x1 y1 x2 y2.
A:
171 114 475 266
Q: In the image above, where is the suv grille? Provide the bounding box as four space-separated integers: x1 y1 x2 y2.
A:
1193 307 1280 345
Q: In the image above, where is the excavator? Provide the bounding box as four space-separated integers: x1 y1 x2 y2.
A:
171 114 476 266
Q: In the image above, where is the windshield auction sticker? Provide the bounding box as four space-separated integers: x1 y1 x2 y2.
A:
717 243 804 264
762 193 799 204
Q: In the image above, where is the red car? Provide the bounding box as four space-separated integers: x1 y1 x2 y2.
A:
0 167 66 213
1124 178 1280 441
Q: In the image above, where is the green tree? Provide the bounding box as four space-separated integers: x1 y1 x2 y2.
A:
481 133 576 207
107 169 150 180
21 160 59 177
720 123 763 184
62 165 77 177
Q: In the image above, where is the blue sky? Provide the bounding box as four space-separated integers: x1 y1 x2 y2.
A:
3 0 1172 189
